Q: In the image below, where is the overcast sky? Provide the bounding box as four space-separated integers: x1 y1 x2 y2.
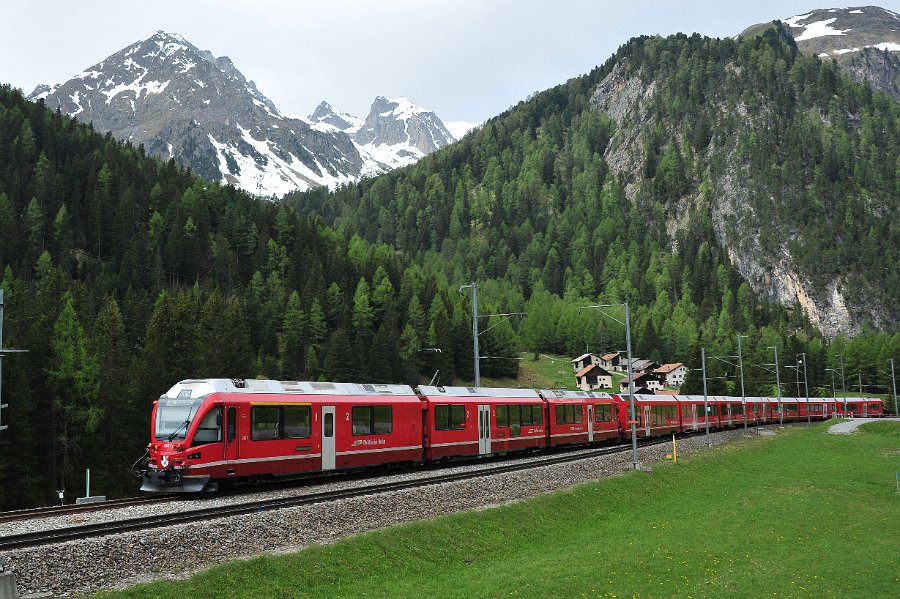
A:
3 1 898 123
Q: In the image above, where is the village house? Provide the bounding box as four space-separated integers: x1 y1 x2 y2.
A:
574 363 613 391
655 362 688 388
629 359 661 376
600 351 626 372
571 353 600 372
619 371 664 393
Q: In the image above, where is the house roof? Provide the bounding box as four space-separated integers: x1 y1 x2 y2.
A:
576 364 611 378
571 353 596 363
601 351 623 361
620 372 651 385
655 362 685 374
631 359 660 370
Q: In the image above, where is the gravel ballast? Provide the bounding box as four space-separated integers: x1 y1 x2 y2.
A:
4 426 778 597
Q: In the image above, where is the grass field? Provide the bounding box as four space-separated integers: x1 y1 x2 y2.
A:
97 422 900 598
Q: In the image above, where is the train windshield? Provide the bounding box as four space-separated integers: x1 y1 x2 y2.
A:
155 397 207 441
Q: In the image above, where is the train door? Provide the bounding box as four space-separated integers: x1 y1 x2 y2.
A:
478 404 491 454
643 405 651 436
224 406 239 475
692 404 699 431
587 404 594 442
321 406 336 470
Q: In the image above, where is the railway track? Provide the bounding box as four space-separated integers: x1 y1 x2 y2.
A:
0 495 176 525
0 436 672 551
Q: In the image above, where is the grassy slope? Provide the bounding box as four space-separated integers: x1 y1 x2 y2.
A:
98 422 900 598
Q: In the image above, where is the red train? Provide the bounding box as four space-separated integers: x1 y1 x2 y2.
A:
140 379 885 492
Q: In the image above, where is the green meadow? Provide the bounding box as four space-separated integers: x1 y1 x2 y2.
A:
98 421 900 598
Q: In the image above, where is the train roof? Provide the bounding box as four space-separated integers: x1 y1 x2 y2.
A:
417 386 541 399
538 389 614 401
163 379 418 400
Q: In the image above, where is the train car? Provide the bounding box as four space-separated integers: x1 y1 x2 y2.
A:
837 397 884 418
539 389 617 447
418 386 545 459
820 397 837 419
744 397 768 425
718 396 746 428
779 398 802 422
627 394 681 437
676 395 718 432
142 379 423 492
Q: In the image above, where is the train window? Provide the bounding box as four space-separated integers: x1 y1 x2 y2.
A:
352 405 393 435
594 403 612 422
509 404 522 427
732 404 745 416
785 403 798 412
531 404 543 425
496 405 509 428
435 404 466 430
191 407 222 446
682 404 692 418
284 405 312 438
227 407 236 442
451 405 466 429
374 406 392 434
556 404 582 425
251 406 280 440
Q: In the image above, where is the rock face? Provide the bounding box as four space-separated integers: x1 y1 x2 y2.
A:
746 6 900 101
587 54 889 339
27 32 461 197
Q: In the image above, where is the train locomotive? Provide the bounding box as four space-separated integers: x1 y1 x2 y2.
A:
141 378 884 493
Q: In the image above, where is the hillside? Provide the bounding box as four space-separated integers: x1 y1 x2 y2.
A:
288 28 898 345
0 85 498 509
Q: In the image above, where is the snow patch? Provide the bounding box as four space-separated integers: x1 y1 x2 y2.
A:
872 42 900 51
792 18 851 42
849 9 863 14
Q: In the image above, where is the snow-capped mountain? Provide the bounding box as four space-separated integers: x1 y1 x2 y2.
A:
308 96 467 176
745 6 900 101
29 31 366 196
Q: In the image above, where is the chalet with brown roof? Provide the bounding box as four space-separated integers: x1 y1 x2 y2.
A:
655 362 687 387
600 351 626 372
574 364 613 391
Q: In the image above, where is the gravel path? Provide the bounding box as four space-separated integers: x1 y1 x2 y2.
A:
827 417 900 434
4 426 778 597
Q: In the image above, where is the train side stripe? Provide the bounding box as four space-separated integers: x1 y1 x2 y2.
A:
335 444 422 457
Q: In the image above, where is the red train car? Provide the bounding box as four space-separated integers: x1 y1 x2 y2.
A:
418 386 545 459
626 394 682 437
142 379 423 492
539 389 618 446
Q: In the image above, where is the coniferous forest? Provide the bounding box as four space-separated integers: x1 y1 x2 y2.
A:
0 27 898 509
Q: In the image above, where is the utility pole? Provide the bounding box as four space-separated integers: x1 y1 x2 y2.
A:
737 335 748 430
459 283 480 387
769 346 782 425
837 353 847 415
701 347 710 443
798 353 809 426
890 359 897 418
580 303 638 469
